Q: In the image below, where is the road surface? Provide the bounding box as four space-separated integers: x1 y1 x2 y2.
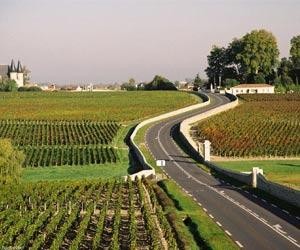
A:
145 93 300 249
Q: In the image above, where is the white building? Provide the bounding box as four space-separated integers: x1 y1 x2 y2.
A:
229 83 275 95
0 59 24 87
75 85 83 91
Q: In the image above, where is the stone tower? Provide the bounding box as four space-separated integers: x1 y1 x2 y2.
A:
9 59 24 87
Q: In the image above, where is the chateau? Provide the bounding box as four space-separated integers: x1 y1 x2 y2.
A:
0 59 24 87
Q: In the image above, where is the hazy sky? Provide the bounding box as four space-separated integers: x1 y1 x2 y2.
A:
1 0 300 84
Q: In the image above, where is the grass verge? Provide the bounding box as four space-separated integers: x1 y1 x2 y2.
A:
153 180 238 250
215 160 300 190
22 149 130 182
22 163 128 182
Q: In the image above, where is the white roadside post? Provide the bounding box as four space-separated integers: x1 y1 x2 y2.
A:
156 160 166 167
252 167 263 188
203 140 211 161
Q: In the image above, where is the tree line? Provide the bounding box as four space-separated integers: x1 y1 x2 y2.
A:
205 29 300 90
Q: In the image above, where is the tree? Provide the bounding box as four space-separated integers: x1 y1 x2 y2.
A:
205 46 227 86
144 75 177 90
193 73 202 90
276 57 294 85
0 139 25 185
225 78 239 88
253 73 266 83
121 78 137 91
22 65 31 84
225 39 245 80
0 79 18 92
236 29 279 82
290 35 300 84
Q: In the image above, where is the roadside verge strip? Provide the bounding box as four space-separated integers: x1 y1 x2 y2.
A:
129 92 210 179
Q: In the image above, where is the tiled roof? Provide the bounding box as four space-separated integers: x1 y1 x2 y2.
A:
233 83 274 88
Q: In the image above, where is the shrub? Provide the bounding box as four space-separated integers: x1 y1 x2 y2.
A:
0 139 25 185
144 75 177 90
18 86 42 92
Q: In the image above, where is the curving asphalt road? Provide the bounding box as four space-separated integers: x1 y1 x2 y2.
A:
145 93 300 249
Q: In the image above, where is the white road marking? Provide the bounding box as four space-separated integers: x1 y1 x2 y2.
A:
273 224 287 234
245 191 249 194
209 214 214 219
296 217 300 220
253 195 258 198
216 221 222 227
198 202 202 206
287 236 298 243
282 209 289 214
203 208 207 212
260 218 268 223
271 204 277 208
262 199 267 203
225 230 232 236
236 241 244 248
156 117 300 248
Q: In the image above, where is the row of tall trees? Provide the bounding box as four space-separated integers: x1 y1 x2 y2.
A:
205 30 300 87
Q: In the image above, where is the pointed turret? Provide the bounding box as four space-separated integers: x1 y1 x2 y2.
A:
17 60 23 73
9 59 16 72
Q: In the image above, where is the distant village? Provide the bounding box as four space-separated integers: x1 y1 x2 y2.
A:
1 59 276 95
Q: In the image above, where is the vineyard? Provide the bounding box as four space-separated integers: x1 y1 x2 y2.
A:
0 120 120 146
0 178 177 250
0 120 121 167
22 145 118 167
0 91 198 122
194 94 300 157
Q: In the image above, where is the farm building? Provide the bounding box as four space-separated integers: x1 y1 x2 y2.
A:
0 59 24 87
229 83 274 95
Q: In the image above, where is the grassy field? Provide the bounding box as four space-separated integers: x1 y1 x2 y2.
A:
0 91 199 122
194 94 300 157
22 163 129 182
215 160 300 189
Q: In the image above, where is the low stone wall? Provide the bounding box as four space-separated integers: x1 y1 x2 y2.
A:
257 174 300 207
179 93 300 207
125 170 156 181
129 92 210 178
179 93 239 159
206 161 252 185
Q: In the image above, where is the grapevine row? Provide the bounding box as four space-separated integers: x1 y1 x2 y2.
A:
0 120 120 146
0 179 176 249
22 145 119 167
195 94 300 157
